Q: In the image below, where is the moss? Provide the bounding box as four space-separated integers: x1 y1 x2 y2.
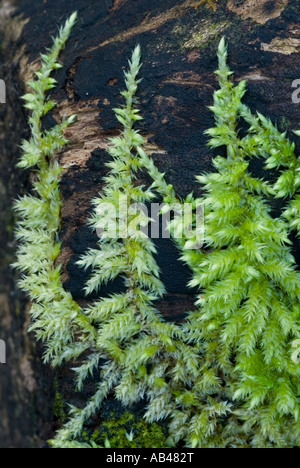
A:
0 207 15 294
81 431 90 443
53 380 66 424
91 411 168 448
192 0 219 12
153 1 226 54
182 20 229 50
165 2 230 52
279 116 291 133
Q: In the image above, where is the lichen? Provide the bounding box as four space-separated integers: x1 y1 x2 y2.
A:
261 37 300 55
227 0 289 25
182 20 229 49
192 0 219 12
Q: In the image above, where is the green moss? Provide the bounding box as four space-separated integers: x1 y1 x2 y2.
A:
279 115 291 133
91 411 168 448
182 20 229 50
81 431 90 443
53 380 66 424
192 0 219 11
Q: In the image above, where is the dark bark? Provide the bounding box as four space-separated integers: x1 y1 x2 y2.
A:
0 0 299 447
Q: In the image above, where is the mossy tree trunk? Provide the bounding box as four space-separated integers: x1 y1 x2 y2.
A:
0 0 299 448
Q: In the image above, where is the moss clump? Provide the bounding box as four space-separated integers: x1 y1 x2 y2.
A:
192 0 219 12
53 381 66 424
279 116 291 133
183 20 229 50
91 412 168 449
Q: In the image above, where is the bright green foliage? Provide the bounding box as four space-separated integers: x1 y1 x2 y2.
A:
282 157 300 232
50 439 108 449
143 39 300 448
52 46 203 447
186 39 300 448
77 47 172 380
15 21 300 448
241 107 300 234
14 12 94 365
223 85 300 237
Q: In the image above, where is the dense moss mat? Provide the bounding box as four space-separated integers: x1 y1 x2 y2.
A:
3 0 300 447
88 411 168 449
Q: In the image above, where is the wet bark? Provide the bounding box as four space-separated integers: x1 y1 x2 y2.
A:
0 0 299 448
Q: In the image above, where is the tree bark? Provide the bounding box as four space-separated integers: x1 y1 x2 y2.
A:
0 0 299 448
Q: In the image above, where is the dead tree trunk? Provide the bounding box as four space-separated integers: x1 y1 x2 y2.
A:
0 0 299 447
